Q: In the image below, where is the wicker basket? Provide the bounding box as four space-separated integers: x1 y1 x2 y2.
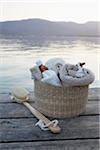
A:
34 80 89 118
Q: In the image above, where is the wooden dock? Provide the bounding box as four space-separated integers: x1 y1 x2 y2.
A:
0 88 99 150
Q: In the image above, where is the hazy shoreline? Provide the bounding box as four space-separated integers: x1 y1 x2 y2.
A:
0 19 99 36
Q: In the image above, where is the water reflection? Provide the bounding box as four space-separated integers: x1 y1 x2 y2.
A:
0 35 100 93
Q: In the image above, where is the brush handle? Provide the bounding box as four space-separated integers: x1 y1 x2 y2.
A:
23 102 61 133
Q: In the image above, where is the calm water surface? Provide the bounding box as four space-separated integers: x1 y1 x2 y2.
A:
0 36 100 93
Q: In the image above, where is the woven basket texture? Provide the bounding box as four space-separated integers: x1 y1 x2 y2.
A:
34 80 89 118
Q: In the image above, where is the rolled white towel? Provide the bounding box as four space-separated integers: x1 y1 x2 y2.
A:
75 63 88 78
68 70 77 77
41 70 61 86
59 63 76 77
65 63 76 70
45 58 65 74
59 64 95 86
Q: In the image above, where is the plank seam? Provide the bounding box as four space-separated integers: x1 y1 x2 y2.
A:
0 114 99 119
0 137 99 144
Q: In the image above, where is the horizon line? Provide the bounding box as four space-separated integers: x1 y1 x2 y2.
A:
0 18 100 24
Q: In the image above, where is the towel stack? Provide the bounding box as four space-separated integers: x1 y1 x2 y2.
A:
30 58 95 87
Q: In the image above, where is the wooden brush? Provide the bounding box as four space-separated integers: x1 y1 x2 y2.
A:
11 87 61 134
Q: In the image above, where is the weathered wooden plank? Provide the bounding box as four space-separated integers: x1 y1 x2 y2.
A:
0 101 99 119
0 102 33 118
85 101 99 115
88 88 100 100
0 139 99 150
0 88 99 103
0 116 99 142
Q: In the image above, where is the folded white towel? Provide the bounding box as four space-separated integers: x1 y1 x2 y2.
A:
41 70 61 86
30 65 42 80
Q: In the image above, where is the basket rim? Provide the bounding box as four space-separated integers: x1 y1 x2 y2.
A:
34 79 89 89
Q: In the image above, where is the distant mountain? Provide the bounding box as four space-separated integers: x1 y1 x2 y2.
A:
0 18 100 36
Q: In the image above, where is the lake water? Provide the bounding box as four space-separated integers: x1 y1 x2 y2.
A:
0 35 100 94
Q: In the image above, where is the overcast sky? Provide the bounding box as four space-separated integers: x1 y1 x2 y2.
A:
0 0 100 23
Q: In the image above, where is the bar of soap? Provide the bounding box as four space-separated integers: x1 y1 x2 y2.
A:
12 87 29 100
